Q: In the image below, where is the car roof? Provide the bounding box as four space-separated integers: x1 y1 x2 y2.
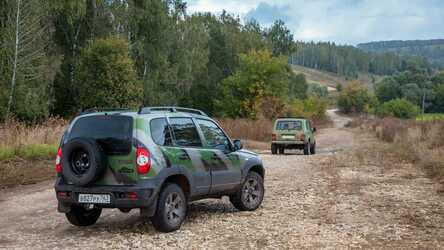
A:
275 117 307 121
76 110 210 120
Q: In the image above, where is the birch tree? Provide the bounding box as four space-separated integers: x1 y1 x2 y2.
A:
2 0 49 120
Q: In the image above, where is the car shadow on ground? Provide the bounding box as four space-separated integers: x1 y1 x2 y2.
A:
57 200 239 235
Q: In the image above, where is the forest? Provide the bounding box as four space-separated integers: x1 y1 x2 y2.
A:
0 0 440 122
358 39 444 68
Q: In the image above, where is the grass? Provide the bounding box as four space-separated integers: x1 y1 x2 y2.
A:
0 118 66 187
355 117 444 180
416 113 444 121
0 144 58 161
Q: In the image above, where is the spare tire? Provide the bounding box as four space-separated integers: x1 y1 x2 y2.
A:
61 138 106 186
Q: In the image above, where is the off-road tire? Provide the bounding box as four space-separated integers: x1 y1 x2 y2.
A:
65 205 102 226
303 142 311 155
278 147 285 155
230 172 264 211
151 183 187 232
61 138 106 186
310 143 316 155
271 144 277 155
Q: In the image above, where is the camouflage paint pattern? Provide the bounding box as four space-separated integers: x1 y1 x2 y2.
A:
81 112 249 187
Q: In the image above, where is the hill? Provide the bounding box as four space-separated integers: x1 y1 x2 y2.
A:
357 39 444 68
291 65 382 91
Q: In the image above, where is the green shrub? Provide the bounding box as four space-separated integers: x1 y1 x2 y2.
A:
337 82 372 113
287 95 328 120
378 98 420 119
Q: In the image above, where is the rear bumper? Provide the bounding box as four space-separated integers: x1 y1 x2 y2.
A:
272 140 305 145
54 177 159 211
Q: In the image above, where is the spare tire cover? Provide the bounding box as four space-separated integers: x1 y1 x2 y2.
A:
61 138 106 186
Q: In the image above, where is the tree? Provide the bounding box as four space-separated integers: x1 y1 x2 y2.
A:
75 37 142 108
266 20 294 56
337 82 372 113
218 50 290 118
1 0 50 120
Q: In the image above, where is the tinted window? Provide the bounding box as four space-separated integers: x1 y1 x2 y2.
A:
276 120 302 130
306 121 311 131
150 118 173 146
197 119 230 151
169 118 202 147
69 115 133 155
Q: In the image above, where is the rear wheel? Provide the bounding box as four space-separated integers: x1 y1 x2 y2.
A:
151 183 187 232
230 172 264 211
310 143 316 155
65 205 101 226
271 144 277 155
303 142 311 155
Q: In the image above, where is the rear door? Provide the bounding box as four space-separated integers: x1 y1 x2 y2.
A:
275 119 304 141
166 117 211 195
195 118 242 193
67 115 137 185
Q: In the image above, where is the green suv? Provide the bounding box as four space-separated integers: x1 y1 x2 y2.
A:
271 118 316 155
54 107 265 232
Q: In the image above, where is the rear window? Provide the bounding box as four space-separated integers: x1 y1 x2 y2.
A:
68 115 133 155
275 120 302 130
150 118 173 146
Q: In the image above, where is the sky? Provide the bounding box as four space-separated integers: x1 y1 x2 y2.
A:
187 0 444 45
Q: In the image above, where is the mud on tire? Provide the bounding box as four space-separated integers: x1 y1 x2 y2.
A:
151 183 187 232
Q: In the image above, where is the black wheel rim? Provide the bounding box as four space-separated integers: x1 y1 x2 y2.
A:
165 192 185 225
70 149 91 175
242 178 262 208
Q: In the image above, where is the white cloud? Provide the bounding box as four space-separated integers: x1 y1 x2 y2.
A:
187 0 444 45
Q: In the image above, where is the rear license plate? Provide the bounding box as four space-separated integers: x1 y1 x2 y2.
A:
78 194 111 204
282 135 295 139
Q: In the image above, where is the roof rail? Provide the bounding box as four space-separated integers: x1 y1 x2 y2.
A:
138 106 208 116
276 117 307 119
80 107 129 115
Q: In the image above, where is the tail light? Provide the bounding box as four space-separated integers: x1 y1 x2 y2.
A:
271 133 277 141
55 147 62 173
299 134 305 141
136 147 151 174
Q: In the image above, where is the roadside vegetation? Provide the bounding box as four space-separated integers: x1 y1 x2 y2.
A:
349 117 444 180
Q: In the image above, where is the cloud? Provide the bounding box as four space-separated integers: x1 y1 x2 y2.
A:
187 0 444 45
245 2 291 25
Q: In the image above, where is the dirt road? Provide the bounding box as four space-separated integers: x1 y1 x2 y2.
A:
1 110 444 249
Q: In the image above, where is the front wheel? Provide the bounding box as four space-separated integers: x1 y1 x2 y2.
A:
230 172 264 211
151 183 187 232
65 205 102 226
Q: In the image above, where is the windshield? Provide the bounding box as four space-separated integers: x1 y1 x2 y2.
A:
275 120 303 131
68 115 133 155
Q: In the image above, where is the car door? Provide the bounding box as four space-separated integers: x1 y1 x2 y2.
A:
305 120 314 143
195 118 242 194
157 117 211 196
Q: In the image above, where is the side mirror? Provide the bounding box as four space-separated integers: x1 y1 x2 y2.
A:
233 139 243 151
312 127 317 132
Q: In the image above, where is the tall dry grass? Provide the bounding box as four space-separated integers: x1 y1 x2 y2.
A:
217 118 273 142
358 118 444 179
0 118 67 147
0 118 67 159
